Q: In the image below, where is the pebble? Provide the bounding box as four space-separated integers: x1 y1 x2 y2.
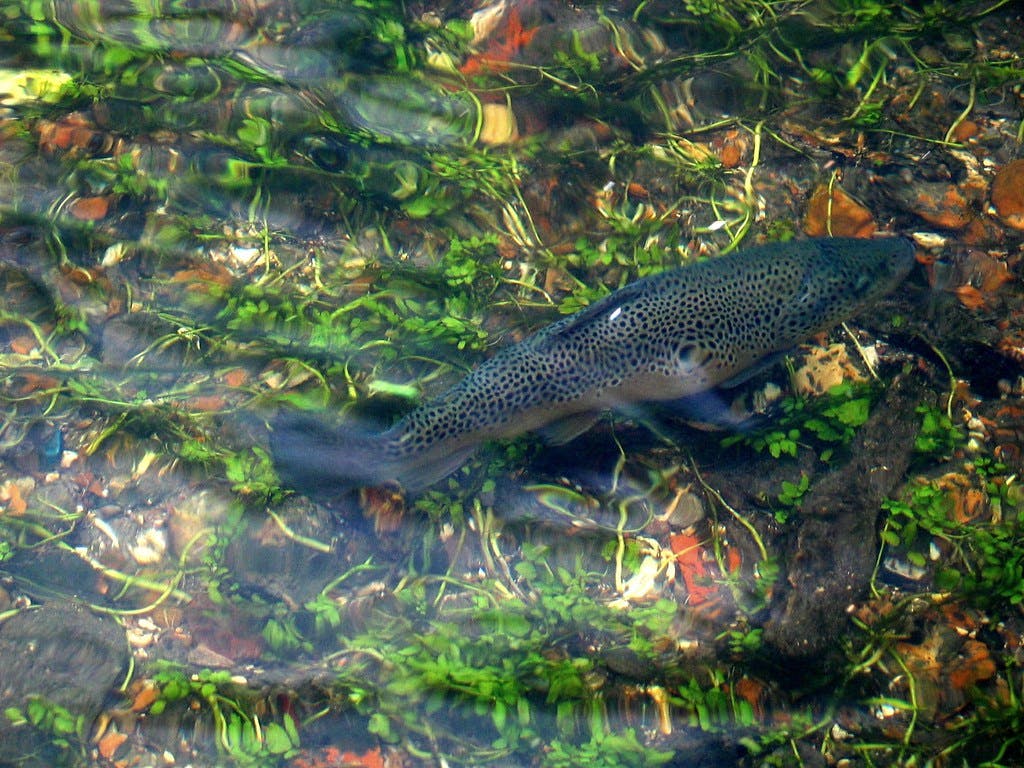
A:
991 159 1024 229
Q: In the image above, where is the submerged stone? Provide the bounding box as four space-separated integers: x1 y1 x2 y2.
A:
0 603 128 767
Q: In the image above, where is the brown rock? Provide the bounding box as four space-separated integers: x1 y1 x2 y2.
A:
950 248 1013 309
803 183 875 238
911 182 975 230
67 195 111 221
712 129 747 168
0 603 129 767
991 159 1024 230
951 119 979 142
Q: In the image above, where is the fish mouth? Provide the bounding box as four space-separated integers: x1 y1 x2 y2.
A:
892 235 918 274
854 236 917 296
883 235 918 290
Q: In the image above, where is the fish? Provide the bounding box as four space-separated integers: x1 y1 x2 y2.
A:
271 236 915 494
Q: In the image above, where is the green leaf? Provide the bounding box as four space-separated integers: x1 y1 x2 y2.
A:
283 712 300 744
263 722 294 754
4 707 26 726
367 712 393 741
367 379 421 399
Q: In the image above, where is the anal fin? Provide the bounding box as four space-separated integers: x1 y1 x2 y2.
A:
398 444 479 492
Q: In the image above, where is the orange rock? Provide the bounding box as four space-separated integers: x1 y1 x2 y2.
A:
936 471 988 523
912 183 974 230
720 142 742 168
0 481 28 516
130 684 161 712
68 195 110 221
991 159 1024 230
948 639 997 690
713 129 747 168
952 119 979 142
733 676 766 717
15 372 61 396
340 748 386 768
726 545 742 573
669 532 717 605
954 285 986 310
64 265 100 285
459 4 537 76
188 395 228 412
803 183 875 238
626 182 650 199
97 731 128 760
951 249 1013 309
36 113 98 153
224 368 249 388
170 263 234 288
360 483 406 534
962 215 1003 246
9 335 36 355
16 372 60 394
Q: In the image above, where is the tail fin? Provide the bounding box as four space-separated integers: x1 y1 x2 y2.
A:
270 410 392 497
271 410 481 496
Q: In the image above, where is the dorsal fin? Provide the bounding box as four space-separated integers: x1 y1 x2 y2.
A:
534 277 656 345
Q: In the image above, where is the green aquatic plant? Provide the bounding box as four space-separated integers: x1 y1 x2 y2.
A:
945 661 1024 766
880 479 956 568
775 472 810 515
3 2 1023 766
543 728 673 767
881 463 1024 613
722 380 878 461
721 625 763 657
224 446 283 503
959 522 1024 611
673 671 757 732
149 665 300 762
3 696 85 752
913 403 962 459
279 530 683 760
283 516 782 763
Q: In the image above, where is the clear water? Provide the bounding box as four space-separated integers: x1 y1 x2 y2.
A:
1 1 1023 766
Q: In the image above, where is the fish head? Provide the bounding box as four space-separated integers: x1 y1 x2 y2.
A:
787 236 916 334
864 236 916 292
825 236 917 302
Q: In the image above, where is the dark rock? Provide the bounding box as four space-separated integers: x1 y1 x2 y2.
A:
1 548 114 605
762 374 927 675
0 602 129 767
99 311 186 369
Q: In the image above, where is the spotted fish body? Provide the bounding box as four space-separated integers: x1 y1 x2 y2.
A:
272 237 915 493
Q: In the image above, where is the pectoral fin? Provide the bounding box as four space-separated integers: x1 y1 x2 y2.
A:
717 351 788 389
536 412 601 445
657 389 753 431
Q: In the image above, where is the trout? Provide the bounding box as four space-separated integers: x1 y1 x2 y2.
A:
272 236 915 493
